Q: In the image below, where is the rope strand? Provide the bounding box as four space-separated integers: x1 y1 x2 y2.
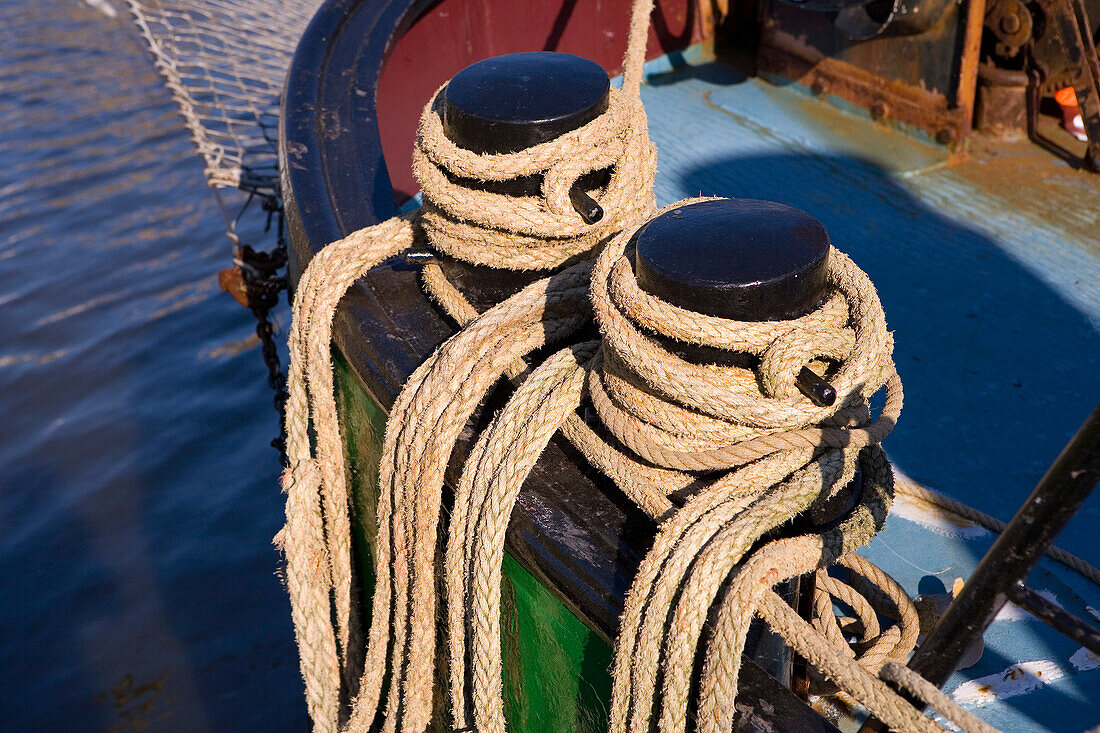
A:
280 1 1100 724
280 2 659 729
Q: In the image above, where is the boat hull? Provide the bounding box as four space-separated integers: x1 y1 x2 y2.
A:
281 1 1100 730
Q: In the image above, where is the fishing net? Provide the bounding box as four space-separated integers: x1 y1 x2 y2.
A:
125 0 323 452
126 0 323 192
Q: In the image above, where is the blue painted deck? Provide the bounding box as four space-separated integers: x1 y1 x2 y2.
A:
637 58 1100 732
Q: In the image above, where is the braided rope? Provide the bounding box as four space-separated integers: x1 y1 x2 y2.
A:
894 473 1100 586
415 86 655 270
695 453 897 732
281 2 1100 725
288 174 1019 733
357 268 592 733
424 201 966 733
584 202 958 733
279 1 659 729
450 342 599 733
422 260 687 518
879 662 1001 733
280 216 417 729
410 0 658 272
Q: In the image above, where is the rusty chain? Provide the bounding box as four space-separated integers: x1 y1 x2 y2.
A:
219 191 290 465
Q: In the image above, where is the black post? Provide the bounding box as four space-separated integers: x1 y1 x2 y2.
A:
630 198 844 689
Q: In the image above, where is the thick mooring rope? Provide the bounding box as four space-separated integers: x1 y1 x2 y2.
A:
414 85 654 271
281 149 1100 733
389 201 997 733
350 267 593 733
585 201 921 732
409 0 657 273
281 7 1100 733
280 1 658 730
281 215 418 726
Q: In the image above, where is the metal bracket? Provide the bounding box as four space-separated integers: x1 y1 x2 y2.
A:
1024 0 1100 169
859 404 1100 732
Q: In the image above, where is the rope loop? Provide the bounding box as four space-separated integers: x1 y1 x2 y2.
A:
591 200 924 733
589 198 901 472
413 86 656 270
759 325 854 399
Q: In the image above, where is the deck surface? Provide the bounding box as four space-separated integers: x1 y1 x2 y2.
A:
636 58 1100 732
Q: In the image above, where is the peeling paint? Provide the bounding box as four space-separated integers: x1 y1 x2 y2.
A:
953 661 1065 706
1069 647 1100 671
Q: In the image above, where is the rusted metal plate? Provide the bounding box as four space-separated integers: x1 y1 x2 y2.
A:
764 2 964 95
758 28 968 144
975 63 1028 137
756 0 990 146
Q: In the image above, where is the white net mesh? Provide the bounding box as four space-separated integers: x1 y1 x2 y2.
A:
126 0 324 191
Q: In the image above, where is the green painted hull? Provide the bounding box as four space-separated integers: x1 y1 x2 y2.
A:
335 354 614 732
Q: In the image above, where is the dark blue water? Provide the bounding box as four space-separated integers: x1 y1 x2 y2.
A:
0 1 307 729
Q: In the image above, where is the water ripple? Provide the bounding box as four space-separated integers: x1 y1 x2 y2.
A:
0 2 305 730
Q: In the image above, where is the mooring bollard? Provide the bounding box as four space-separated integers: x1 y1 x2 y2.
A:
629 197 859 689
435 51 614 305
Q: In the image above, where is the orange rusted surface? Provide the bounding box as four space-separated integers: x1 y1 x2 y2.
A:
956 0 988 132
759 29 968 145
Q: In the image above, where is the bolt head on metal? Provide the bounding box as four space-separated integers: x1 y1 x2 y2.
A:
1000 14 1022 33
443 52 610 154
632 198 831 321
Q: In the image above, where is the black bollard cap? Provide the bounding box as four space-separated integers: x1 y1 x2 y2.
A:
443 52 610 155
633 199 831 322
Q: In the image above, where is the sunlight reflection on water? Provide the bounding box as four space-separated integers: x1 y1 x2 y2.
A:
0 2 304 730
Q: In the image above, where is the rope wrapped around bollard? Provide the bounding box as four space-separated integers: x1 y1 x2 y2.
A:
414 82 655 271
283 163 1038 733
279 2 659 731
586 200 926 733
278 5 1100 725
421 199 991 733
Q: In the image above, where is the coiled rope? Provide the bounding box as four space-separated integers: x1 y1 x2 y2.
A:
279 1 658 730
280 14 1100 733
285 179 1100 733
398 199 997 733
587 200 926 733
413 83 654 271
